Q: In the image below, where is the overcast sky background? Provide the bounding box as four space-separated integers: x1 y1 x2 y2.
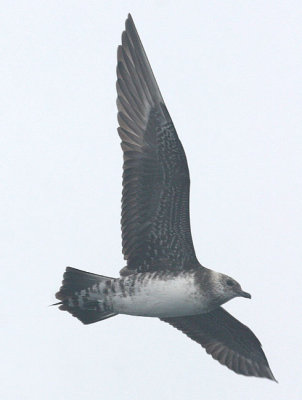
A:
1 1 302 399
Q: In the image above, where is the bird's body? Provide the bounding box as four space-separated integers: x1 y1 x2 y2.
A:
62 269 245 318
113 270 204 317
55 14 276 381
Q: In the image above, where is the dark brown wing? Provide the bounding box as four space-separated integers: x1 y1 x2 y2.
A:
117 15 199 273
161 307 276 381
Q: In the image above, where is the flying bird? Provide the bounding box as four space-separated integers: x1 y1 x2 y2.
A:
55 14 276 381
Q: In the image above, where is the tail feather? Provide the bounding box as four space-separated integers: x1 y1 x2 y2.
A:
55 267 118 325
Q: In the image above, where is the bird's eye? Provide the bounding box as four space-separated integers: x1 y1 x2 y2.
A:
226 279 234 287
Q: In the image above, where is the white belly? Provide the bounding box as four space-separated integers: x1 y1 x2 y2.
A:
111 272 209 317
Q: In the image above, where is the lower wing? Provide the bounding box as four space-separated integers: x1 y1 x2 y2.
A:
161 306 276 381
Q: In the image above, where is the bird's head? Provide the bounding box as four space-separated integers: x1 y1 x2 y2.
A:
209 270 251 305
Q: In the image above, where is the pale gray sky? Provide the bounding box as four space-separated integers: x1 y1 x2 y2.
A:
1 1 302 399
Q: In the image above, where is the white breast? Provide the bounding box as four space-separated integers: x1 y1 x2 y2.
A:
111 272 209 317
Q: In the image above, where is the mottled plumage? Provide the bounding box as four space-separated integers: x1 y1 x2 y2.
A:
117 17 197 273
55 14 276 382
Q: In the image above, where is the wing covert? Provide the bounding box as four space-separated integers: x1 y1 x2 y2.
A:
117 14 199 273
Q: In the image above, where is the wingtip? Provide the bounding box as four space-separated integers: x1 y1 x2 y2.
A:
267 368 278 383
125 13 136 33
256 363 277 382
267 374 278 383
126 13 133 29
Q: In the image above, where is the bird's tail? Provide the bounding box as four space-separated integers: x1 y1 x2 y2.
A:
55 267 117 324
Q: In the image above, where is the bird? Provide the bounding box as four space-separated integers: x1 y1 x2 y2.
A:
55 14 276 381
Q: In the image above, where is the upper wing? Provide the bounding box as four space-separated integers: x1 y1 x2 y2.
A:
161 307 276 381
117 15 199 273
